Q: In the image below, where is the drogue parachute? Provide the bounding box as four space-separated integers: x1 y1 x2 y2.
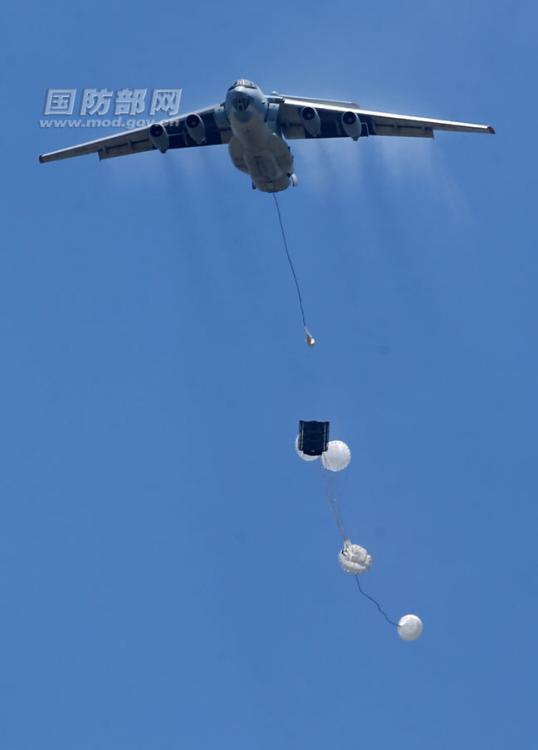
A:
321 440 351 472
397 614 423 641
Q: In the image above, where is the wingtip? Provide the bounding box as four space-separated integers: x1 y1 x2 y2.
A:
38 154 45 163
487 125 496 134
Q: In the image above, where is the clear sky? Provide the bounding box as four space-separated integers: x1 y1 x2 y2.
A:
1 1 537 748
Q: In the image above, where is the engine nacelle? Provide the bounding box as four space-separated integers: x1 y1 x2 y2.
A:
341 110 362 140
300 106 321 137
149 123 170 153
185 113 206 145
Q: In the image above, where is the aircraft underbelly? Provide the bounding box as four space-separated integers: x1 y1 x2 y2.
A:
228 128 293 192
244 152 280 179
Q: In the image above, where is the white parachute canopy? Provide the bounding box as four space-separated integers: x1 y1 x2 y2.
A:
294 435 319 461
397 614 423 641
339 540 372 574
321 440 351 472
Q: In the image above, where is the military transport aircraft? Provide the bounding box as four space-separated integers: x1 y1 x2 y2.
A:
39 79 495 192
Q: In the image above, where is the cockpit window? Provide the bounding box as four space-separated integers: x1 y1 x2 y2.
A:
228 79 256 90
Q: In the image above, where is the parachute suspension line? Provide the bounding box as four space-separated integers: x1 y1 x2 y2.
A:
354 575 399 627
322 472 347 541
323 469 349 542
326 495 347 542
272 193 315 346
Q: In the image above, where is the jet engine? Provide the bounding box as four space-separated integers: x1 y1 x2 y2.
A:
300 106 321 137
341 111 362 140
185 113 206 145
148 123 170 153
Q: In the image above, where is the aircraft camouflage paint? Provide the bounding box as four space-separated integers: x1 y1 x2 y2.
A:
39 79 495 192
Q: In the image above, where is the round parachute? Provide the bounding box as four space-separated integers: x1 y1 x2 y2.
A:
338 539 372 574
397 614 423 641
321 440 351 472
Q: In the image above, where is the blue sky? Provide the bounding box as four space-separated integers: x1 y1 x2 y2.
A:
1 1 537 748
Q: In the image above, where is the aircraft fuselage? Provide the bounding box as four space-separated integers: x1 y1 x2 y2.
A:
224 80 295 192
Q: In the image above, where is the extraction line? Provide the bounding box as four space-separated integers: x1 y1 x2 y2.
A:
272 193 315 345
354 576 399 627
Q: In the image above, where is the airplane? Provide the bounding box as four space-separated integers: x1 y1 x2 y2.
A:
39 79 495 192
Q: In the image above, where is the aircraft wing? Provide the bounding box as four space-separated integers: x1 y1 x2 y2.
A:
274 94 495 140
39 104 230 163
